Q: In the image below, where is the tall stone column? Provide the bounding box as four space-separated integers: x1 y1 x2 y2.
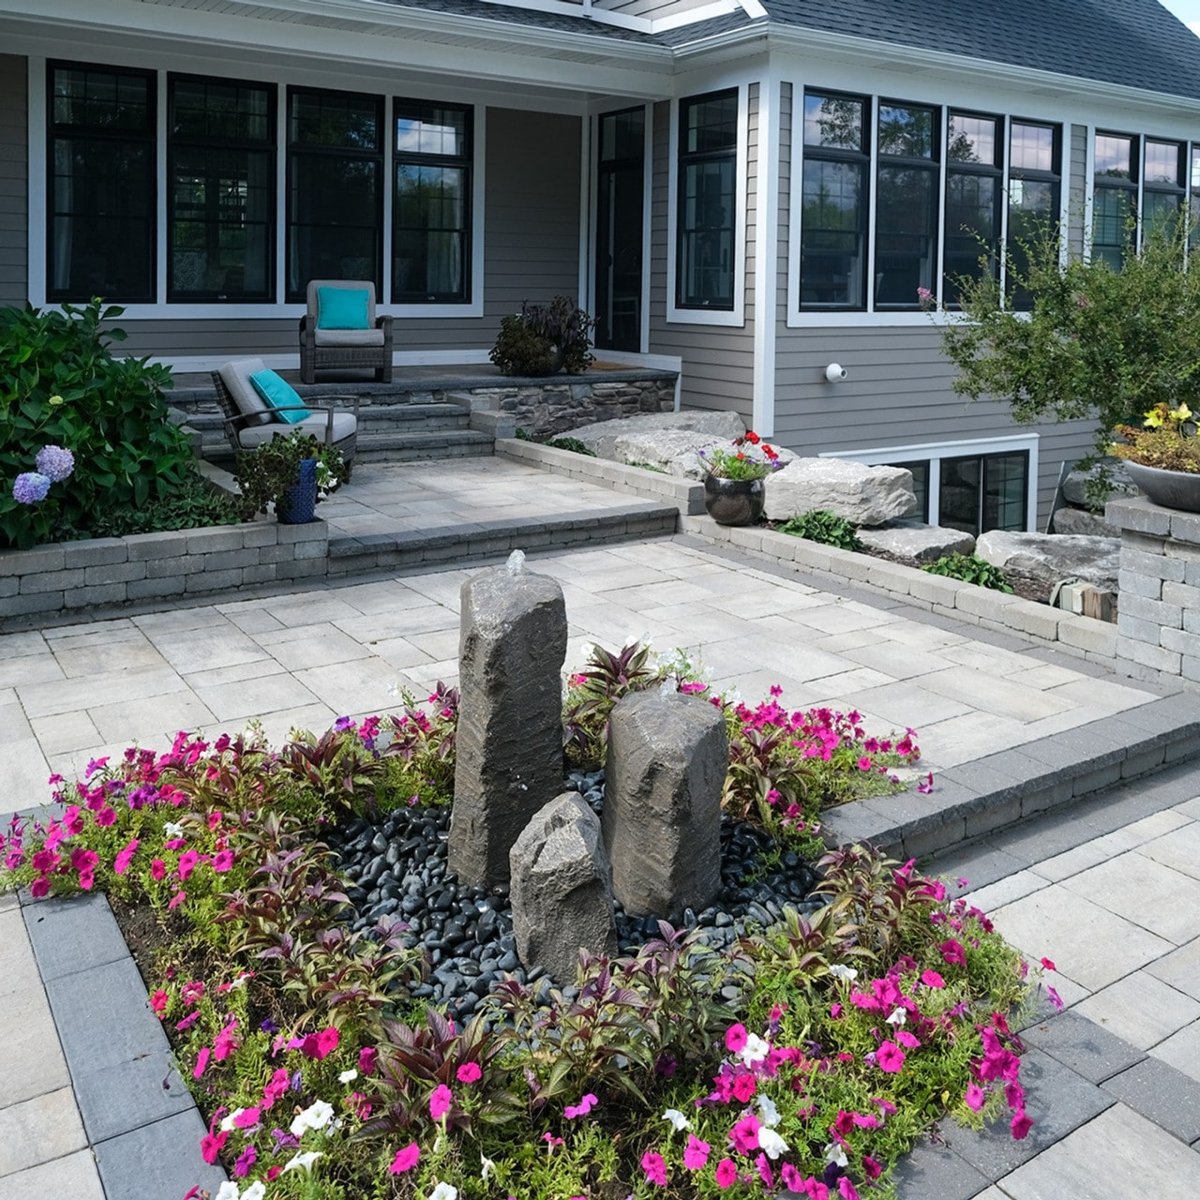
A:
448 561 567 889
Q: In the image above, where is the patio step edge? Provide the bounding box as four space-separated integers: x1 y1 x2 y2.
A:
822 694 1200 862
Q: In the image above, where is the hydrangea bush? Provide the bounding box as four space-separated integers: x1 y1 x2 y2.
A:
0 655 1056 1200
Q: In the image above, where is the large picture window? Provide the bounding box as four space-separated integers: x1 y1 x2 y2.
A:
286 87 383 301
1092 131 1137 272
393 101 471 303
800 91 868 309
48 62 156 302
1142 139 1186 238
1006 120 1060 308
168 76 275 302
874 102 939 309
943 112 1002 306
676 89 738 310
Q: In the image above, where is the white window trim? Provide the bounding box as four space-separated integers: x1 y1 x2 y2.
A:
665 83 748 328
27 55 486 319
787 92 1073 328
821 433 1039 532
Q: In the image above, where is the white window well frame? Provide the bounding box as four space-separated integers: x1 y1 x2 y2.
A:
821 433 1039 533
27 55 486 320
665 83 749 328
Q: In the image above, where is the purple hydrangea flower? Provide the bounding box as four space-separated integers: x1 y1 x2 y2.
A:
35 445 75 482
12 472 51 505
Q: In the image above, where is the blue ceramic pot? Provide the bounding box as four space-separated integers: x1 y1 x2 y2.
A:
277 456 318 524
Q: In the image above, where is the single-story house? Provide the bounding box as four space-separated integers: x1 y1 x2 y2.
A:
2 0 1200 534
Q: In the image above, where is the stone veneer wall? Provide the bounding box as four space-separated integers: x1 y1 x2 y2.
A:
450 373 677 437
1107 496 1200 686
0 521 327 626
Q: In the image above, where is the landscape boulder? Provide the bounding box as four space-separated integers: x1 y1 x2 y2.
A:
1061 460 1139 508
510 793 617 982
613 430 797 479
764 459 918 527
857 520 976 563
975 530 1120 599
1051 507 1120 538
602 690 727 921
566 409 745 460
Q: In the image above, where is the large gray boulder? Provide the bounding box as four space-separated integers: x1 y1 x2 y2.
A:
975 530 1120 598
857 520 976 563
602 690 727 921
613 431 796 480
510 793 617 982
1051 507 1120 538
449 563 567 889
764 459 918 527
1062 460 1139 508
567 410 745 460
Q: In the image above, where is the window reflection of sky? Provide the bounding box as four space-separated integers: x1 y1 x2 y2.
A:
1094 134 1133 177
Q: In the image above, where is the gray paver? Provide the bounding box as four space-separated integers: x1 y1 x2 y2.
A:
93 1107 226 1200
0 1086 86 1177
1020 1009 1146 1083
1148 937 1200 1001
1074 972 1200 1050
22 892 132 982
1103 1056 1200 1144
73 1053 194 1144
891 1137 993 1200
0 1151 105 1200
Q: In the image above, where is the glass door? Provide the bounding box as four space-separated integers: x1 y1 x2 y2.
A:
594 107 644 352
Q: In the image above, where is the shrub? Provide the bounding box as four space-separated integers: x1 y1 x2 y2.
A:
546 436 596 456
779 509 864 551
0 300 197 548
490 297 594 376
923 552 1013 592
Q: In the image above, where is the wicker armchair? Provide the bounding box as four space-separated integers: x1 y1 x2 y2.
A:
299 279 393 384
211 359 358 479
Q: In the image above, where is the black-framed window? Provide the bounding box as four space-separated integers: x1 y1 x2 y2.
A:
800 90 869 309
892 460 930 523
1190 146 1200 251
676 89 738 310
943 112 1003 306
393 101 471 303
1006 120 1061 308
286 87 382 301
168 76 275 302
47 61 156 302
1093 131 1137 272
875 101 939 309
939 450 1029 536
1142 139 1186 241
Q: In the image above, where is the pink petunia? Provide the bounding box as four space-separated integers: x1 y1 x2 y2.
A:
168 889 187 911
920 969 945 989
1011 1109 1033 1140
192 1047 210 1080
839 1177 861 1200
199 1130 228 1164
211 850 234 873
564 1093 598 1120
896 1030 921 1049
863 1155 883 1180
456 1061 482 1084
730 1113 760 1155
965 1083 986 1111
149 989 168 1015
755 1153 773 1188
233 1145 257 1179
178 850 201 882
150 859 166 881
389 1142 420 1174
358 1046 378 1075
113 838 138 876
780 1163 803 1192
731 1072 756 1103
830 1002 843 1019
714 1158 738 1189
683 1135 711 1171
641 1150 668 1187
94 806 117 827
724 1023 748 1052
429 1083 453 1120
233 1106 260 1129
876 1041 906 1074
940 939 966 967
175 1009 200 1032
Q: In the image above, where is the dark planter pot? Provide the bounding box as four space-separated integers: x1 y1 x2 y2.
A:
704 474 766 526
1123 461 1200 514
277 457 319 525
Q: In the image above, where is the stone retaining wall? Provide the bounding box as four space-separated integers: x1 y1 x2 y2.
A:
0 520 327 625
1107 496 1200 686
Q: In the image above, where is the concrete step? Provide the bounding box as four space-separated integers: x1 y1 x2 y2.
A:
326 502 680 578
353 430 493 461
185 402 472 444
822 693 1200 862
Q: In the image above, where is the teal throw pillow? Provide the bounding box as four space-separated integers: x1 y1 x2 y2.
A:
316 286 370 330
250 369 310 424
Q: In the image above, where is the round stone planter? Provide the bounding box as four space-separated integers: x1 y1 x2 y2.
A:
1122 461 1200 514
276 457 319 525
703 474 765 526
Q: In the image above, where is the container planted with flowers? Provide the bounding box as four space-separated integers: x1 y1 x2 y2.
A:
1109 402 1200 513
698 432 783 526
234 432 344 525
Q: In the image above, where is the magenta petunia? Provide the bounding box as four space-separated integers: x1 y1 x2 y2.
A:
940 939 967 967
429 1083 453 1120
876 1040 906 1074
456 1061 482 1084
1011 1109 1033 1139
683 1135 711 1171
564 1093 598 1120
389 1142 420 1174
192 1047 210 1079
724 1023 748 1052
211 850 234 873
714 1158 738 1189
233 1144 257 1178
358 1046 378 1075
641 1150 668 1187
730 1113 760 1155
113 838 139 876
839 1177 861 1200
896 1030 921 1049
965 1083 986 1111
920 969 945 989
150 858 166 881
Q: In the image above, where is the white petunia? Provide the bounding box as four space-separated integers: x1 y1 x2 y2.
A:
758 1128 790 1160
886 1006 907 1026
829 963 858 982
428 1185 459 1200
242 1185 266 1200
163 820 185 839
289 1099 335 1137
282 1150 324 1174
480 1154 497 1181
756 1093 780 1128
215 1184 240 1200
338 1068 359 1084
662 1108 691 1132
738 1032 770 1066
219 1108 244 1132
824 1141 849 1168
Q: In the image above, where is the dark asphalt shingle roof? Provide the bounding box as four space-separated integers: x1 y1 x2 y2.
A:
757 0 1200 100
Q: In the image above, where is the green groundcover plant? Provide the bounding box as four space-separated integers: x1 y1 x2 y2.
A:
778 512 864 553
922 554 1013 594
0 651 1055 1200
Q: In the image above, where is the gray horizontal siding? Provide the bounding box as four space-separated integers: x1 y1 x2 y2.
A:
33 104 581 359
648 93 757 422
772 325 1099 526
1067 123 1087 259
0 55 27 306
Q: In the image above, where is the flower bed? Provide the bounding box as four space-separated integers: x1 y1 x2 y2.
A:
0 646 1055 1200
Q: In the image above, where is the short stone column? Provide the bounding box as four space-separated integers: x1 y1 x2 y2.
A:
601 690 728 921
510 793 617 982
1107 496 1200 685
449 562 567 888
